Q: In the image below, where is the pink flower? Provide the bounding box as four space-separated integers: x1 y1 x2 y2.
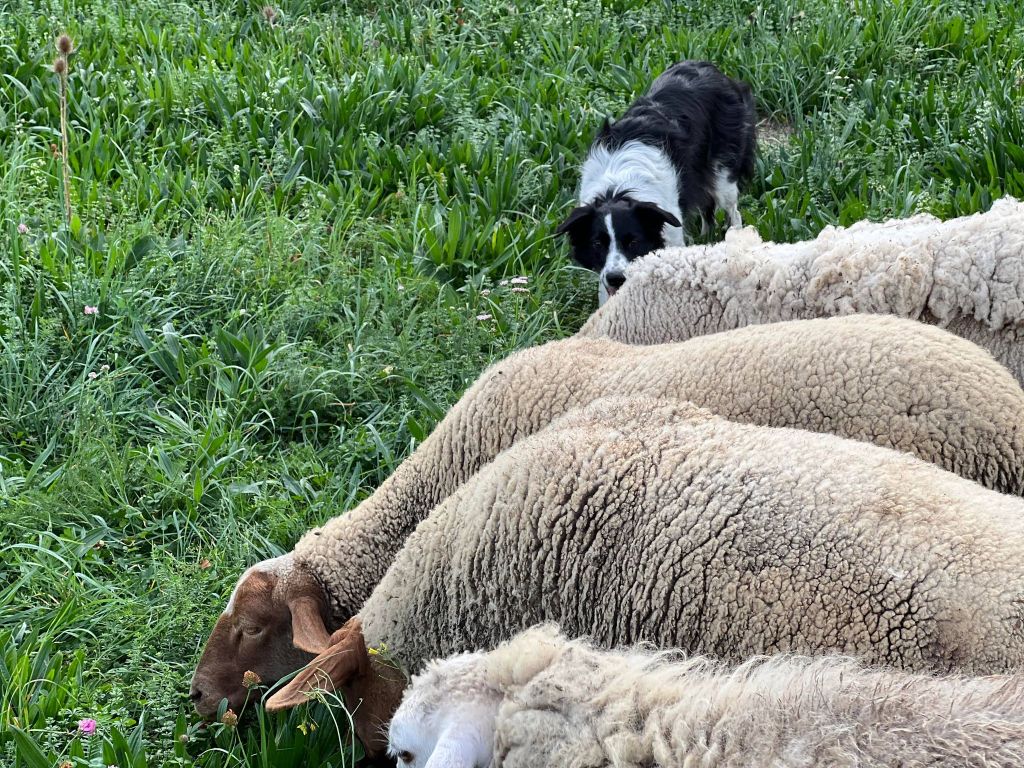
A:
88 372 98 380
475 313 493 322
78 718 97 735
510 276 528 285
511 286 529 294
18 223 29 235
83 305 99 316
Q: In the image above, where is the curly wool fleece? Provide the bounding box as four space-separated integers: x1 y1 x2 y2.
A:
397 624 1024 768
294 315 1024 627
359 396 1024 681
579 196 1024 387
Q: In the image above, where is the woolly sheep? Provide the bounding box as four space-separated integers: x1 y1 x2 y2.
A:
253 396 1024 756
389 624 1024 768
578 197 1024 387
189 316 1024 718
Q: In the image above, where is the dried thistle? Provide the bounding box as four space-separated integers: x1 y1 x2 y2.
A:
220 709 238 727
53 33 74 227
262 6 277 26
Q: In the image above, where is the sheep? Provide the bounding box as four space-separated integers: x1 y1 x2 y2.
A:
189 316 1024 719
234 395 1024 757
388 624 1024 768
577 196 1024 387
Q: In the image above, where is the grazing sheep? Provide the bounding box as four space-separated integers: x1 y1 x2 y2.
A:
578 197 1024 387
189 316 1024 720
241 396 1024 756
389 624 1024 768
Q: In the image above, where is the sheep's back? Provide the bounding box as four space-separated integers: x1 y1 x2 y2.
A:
493 642 1024 768
577 198 1024 388
364 399 1024 677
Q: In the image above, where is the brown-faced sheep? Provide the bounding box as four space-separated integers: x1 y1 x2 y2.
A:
194 396 1024 756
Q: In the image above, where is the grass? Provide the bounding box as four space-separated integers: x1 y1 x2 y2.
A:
0 0 1022 765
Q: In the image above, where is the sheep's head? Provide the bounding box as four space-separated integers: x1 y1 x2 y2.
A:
265 616 408 756
190 555 333 718
387 652 503 768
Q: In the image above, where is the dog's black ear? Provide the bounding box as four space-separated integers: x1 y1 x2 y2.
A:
555 204 595 236
597 117 613 138
633 201 682 229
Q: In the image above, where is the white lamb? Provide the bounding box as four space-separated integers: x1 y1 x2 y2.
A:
390 624 1024 768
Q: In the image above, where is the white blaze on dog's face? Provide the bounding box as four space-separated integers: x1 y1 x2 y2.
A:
388 653 503 768
556 196 682 305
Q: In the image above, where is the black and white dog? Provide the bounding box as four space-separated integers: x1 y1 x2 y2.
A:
557 61 757 304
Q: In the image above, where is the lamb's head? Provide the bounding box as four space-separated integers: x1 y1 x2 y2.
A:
387 652 503 768
190 554 333 717
264 617 408 758
387 625 570 768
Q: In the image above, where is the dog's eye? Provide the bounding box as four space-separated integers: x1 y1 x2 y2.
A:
397 750 414 764
621 235 635 248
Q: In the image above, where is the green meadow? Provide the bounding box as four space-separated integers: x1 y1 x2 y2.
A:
1 0 1022 765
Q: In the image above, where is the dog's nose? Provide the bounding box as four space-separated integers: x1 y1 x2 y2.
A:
606 272 627 290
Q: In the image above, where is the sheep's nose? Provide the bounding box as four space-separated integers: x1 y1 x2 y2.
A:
189 686 203 704
606 272 626 289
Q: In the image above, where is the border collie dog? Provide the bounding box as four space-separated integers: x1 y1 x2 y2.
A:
557 61 756 304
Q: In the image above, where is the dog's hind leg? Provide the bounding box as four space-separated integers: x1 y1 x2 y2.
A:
712 166 742 229
699 202 716 236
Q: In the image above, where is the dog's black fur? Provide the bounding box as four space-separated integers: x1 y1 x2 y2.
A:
595 60 756 227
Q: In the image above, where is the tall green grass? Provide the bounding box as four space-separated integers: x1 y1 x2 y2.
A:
2 0 1022 765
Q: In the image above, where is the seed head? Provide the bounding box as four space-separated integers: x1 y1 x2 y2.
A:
221 709 238 727
242 670 262 689
53 57 67 76
262 5 277 24
57 35 73 55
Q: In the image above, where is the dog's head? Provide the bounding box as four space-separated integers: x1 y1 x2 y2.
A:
556 195 680 302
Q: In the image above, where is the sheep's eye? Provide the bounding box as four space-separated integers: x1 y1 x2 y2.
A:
397 750 414 764
242 626 262 637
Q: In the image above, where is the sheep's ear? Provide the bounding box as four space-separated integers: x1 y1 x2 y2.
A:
289 595 331 654
633 201 682 229
265 618 367 711
423 727 479 768
555 204 594 236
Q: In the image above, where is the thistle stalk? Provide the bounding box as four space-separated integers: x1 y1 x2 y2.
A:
54 34 74 227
